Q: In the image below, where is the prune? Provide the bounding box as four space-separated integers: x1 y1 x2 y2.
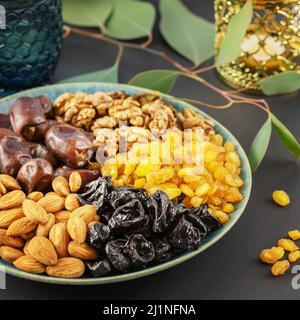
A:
86 259 111 277
105 239 131 272
87 223 111 250
0 136 32 176
108 199 150 231
152 238 173 262
37 96 54 119
109 187 148 209
168 216 202 250
9 97 48 142
189 205 221 233
0 114 13 130
55 166 100 186
124 234 155 268
0 128 21 140
78 176 114 211
17 158 54 194
45 125 94 168
26 143 58 167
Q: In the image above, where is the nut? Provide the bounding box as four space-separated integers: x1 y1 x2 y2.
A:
52 176 70 197
0 174 21 191
0 207 24 228
67 216 87 244
46 257 85 278
0 229 24 249
23 199 49 224
49 223 70 258
65 194 80 212
38 194 65 213
36 213 55 237
0 246 24 264
28 236 58 266
6 217 37 237
68 241 98 260
27 192 44 202
0 181 6 195
55 210 71 223
69 171 82 193
13 255 46 274
0 190 25 210
70 205 97 225
23 240 31 255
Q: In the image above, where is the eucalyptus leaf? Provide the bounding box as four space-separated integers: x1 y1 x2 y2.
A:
62 0 112 28
159 0 214 65
129 70 179 93
248 116 272 172
105 0 156 40
271 114 300 158
216 0 253 65
260 71 300 96
59 65 118 83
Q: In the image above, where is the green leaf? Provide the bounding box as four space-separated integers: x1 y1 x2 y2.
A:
62 0 112 28
248 116 272 172
105 0 155 40
216 0 253 65
260 71 300 96
59 65 118 83
129 70 179 93
271 114 300 158
159 0 214 65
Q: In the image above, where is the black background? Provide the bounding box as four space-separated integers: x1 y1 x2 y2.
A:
1 0 300 300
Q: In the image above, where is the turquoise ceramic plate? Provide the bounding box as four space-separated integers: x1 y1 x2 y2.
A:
0 83 252 285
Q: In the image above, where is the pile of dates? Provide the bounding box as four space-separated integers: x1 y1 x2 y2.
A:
78 177 221 276
0 96 99 193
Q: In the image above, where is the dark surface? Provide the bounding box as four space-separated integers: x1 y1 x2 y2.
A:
1 0 300 300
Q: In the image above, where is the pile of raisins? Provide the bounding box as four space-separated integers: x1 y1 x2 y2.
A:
78 177 221 277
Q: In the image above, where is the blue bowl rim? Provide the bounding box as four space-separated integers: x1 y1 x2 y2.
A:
0 82 252 285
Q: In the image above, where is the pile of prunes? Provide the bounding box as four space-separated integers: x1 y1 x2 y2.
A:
78 177 222 277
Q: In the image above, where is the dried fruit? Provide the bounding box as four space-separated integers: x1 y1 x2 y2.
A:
52 176 70 197
271 260 290 276
0 207 24 228
13 255 46 274
288 230 300 241
289 251 300 263
70 205 97 224
85 259 111 277
49 223 70 258
38 194 65 213
0 174 21 190
23 199 49 224
28 236 58 266
272 190 290 207
46 257 85 278
67 217 87 244
0 246 24 263
6 217 37 236
260 247 285 264
0 190 25 210
278 238 299 252
68 241 98 260
36 213 55 237
69 171 82 193
65 194 80 212
0 229 24 249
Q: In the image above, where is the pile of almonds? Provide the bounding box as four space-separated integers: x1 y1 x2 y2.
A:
0 173 99 278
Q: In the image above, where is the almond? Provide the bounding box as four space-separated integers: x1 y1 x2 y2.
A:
0 207 24 228
23 199 49 224
68 241 98 260
6 217 37 236
27 191 44 202
69 171 82 193
0 174 21 191
28 236 57 266
38 194 65 213
0 181 6 195
46 257 85 278
0 229 24 249
65 194 80 212
52 176 70 197
13 255 46 274
67 216 87 244
70 205 97 225
55 210 71 223
0 190 25 210
36 213 55 237
0 246 24 263
20 230 36 241
49 223 70 258
23 240 31 255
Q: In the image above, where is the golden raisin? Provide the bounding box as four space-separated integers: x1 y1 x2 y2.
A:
272 190 290 207
288 230 300 241
222 203 234 214
260 247 285 264
180 184 194 197
278 238 299 252
271 260 290 276
288 251 300 263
